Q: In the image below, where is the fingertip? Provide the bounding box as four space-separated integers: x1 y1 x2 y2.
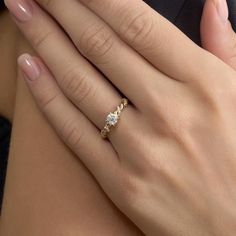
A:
201 0 221 39
213 0 229 24
201 0 231 54
17 53 41 82
4 0 33 22
201 0 228 26
201 0 236 70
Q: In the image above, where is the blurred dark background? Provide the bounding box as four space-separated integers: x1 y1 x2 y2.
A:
0 1 5 11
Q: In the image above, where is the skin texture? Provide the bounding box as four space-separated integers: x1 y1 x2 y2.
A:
1 0 236 235
0 9 143 236
0 11 17 121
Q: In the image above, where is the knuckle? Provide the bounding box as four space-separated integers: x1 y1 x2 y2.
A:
60 119 84 149
79 24 114 63
60 66 93 105
172 114 196 135
211 83 236 113
151 103 198 137
119 10 154 46
37 86 59 111
215 80 236 100
32 30 54 49
167 109 204 139
196 73 236 113
147 91 205 137
117 173 140 209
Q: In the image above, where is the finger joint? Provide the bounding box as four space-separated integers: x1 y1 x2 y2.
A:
37 86 60 111
60 66 93 106
33 31 54 49
60 119 84 149
78 24 114 64
119 10 154 47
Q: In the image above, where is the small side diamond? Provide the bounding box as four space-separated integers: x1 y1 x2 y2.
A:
106 113 118 126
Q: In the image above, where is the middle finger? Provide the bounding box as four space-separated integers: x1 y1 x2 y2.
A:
34 0 180 108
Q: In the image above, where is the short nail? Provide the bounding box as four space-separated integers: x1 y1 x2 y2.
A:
4 0 32 22
18 54 41 81
214 0 229 24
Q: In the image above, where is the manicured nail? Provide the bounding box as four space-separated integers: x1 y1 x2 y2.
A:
214 0 229 24
4 0 32 22
18 54 41 81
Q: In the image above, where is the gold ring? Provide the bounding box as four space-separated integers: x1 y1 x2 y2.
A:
101 98 129 139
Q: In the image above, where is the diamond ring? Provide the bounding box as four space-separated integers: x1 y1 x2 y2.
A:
101 98 129 139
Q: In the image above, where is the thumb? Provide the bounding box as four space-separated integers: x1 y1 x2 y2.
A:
201 0 236 69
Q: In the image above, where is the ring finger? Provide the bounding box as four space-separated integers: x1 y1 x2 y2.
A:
17 54 122 189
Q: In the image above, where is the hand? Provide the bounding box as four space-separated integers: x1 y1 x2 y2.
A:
5 0 236 235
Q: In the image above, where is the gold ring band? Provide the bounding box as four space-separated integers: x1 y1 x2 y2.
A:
101 98 129 139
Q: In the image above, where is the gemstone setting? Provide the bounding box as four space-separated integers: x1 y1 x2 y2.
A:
106 112 119 126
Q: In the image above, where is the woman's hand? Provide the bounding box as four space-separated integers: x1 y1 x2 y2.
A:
5 0 236 235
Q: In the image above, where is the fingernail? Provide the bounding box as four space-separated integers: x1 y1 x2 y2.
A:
4 0 32 22
18 54 41 81
214 0 229 24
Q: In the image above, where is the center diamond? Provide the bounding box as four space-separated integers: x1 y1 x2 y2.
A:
106 112 118 126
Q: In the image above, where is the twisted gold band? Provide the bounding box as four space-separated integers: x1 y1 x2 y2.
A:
101 98 129 139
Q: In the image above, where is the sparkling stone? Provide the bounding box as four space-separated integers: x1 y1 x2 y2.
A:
106 113 118 126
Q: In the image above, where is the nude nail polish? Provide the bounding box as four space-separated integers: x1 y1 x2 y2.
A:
18 54 41 81
215 0 229 24
4 0 32 22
